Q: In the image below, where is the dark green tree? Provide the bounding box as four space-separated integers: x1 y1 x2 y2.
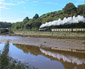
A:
64 3 77 15
23 17 29 23
0 22 12 28
31 19 41 28
33 14 39 19
24 23 32 29
77 4 85 16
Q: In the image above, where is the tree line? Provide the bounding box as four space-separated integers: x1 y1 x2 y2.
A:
0 22 12 28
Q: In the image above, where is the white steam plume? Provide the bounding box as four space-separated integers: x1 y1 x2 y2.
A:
40 15 85 28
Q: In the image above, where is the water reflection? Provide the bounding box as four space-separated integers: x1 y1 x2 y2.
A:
0 43 85 69
0 42 5 54
14 44 41 55
15 44 85 69
9 43 64 69
40 48 85 65
40 49 85 69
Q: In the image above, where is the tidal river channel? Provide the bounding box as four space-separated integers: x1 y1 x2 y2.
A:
0 35 85 69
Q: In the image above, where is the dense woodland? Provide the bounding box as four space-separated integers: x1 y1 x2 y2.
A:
0 22 12 28
0 3 85 31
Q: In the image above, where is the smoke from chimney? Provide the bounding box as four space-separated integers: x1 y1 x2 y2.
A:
40 15 85 28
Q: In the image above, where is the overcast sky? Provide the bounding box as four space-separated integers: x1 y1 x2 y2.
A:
0 0 84 22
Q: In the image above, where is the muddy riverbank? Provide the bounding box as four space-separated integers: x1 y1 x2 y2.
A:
0 35 85 53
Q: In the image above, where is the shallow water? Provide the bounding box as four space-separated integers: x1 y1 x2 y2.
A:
0 42 85 69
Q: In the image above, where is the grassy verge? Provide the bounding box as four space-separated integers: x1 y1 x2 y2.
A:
13 31 85 39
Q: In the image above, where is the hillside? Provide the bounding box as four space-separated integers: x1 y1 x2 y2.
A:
12 3 85 31
40 3 85 24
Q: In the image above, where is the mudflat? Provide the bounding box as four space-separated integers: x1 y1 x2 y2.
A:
0 35 85 50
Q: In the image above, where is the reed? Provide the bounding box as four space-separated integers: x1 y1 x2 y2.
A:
2 40 9 55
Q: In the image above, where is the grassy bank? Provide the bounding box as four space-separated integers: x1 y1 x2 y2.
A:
13 31 85 39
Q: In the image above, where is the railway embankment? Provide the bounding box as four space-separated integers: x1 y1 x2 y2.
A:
12 31 85 39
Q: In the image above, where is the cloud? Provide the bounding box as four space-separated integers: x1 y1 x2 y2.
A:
25 0 29 1
31 0 39 6
46 2 57 5
32 0 39 3
0 0 28 9
0 6 9 9
17 1 25 5
0 0 15 6
0 0 5 2
0 2 15 6
0 6 5 9
77 0 84 2
0 0 15 9
0 0 27 6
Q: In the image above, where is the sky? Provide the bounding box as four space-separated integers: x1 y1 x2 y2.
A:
0 0 85 22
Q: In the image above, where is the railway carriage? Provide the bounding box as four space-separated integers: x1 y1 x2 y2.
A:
51 28 85 32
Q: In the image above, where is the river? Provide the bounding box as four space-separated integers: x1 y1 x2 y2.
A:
0 35 85 69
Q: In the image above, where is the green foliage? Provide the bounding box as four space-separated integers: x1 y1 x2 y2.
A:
12 14 42 30
24 23 32 29
23 17 29 23
0 22 12 28
12 3 85 31
78 4 85 16
63 2 77 15
31 18 42 28
33 14 39 19
0 54 9 69
0 54 30 69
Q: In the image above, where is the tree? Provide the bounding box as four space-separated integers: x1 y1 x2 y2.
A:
64 3 77 15
0 22 12 28
33 14 39 19
23 17 29 23
77 4 85 16
24 23 32 29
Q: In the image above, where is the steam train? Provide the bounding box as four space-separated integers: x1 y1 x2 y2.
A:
39 22 85 32
39 28 85 32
